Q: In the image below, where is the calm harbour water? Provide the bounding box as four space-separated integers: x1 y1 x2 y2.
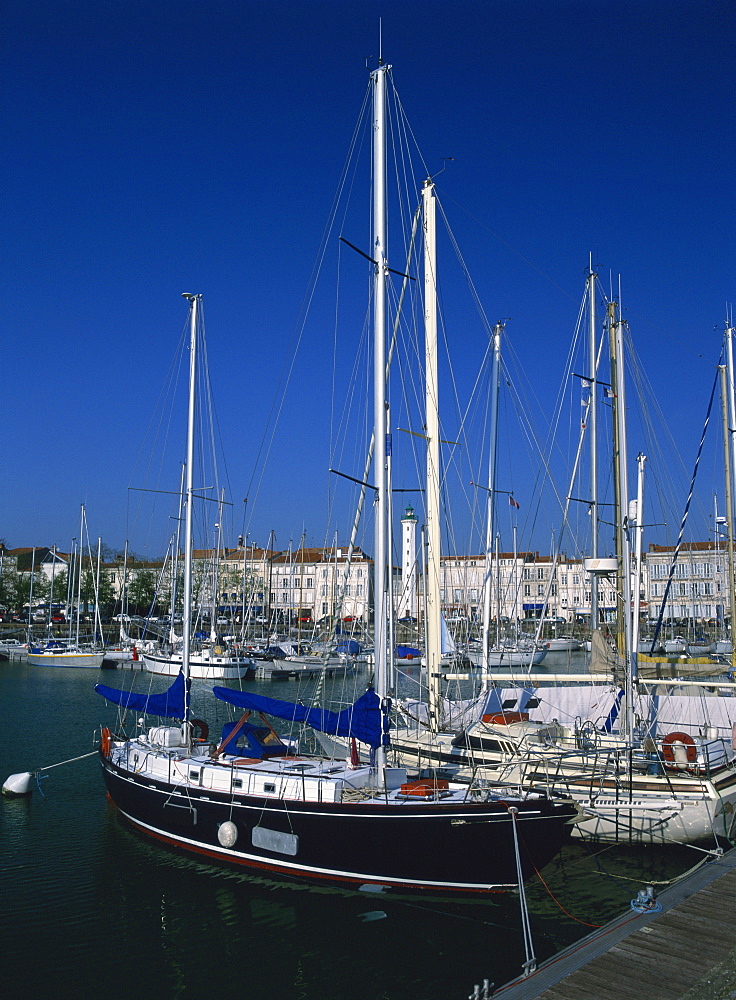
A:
1 660 698 1000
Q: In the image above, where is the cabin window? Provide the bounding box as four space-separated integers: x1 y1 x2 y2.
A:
189 770 200 781
264 783 276 793
233 779 242 789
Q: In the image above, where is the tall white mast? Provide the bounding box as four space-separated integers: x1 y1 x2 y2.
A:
719 363 736 671
371 61 390 773
76 505 85 647
725 322 736 506
631 453 647 662
181 292 200 725
481 322 503 673
422 177 442 729
609 299 636 737
587 257 599 629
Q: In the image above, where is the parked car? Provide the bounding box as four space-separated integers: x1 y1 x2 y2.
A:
398 615 417 625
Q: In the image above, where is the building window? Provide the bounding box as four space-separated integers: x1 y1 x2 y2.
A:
524 585 531 597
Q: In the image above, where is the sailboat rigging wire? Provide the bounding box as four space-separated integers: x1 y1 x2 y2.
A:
243 83 373 529
649 360 722 654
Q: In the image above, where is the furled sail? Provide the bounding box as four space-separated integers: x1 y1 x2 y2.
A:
95 670 187 720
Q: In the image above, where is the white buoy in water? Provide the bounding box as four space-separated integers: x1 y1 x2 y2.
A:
2 772 34 796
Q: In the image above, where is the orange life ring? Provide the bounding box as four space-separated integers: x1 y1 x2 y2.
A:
661 731 697 766
481 711 530 725
190 718 210 742
101 727 112 757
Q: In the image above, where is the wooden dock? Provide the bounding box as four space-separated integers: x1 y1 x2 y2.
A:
493 847 736 1000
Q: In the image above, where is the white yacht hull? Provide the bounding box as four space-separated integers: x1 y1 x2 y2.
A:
27 650 105 668
142 649 255 680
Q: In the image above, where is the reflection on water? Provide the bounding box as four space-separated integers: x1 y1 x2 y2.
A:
1 662 697 999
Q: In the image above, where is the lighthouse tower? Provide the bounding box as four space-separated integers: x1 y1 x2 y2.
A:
400 504 418 617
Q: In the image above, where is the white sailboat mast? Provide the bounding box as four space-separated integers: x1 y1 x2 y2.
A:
587 258 599 628
181 292 200 719
719 363 736 670
481 322 502 673
609 300 636 737
725 322 736 505
371 62 390 746
631 453 647 664
76 504 85 647
422 177 442 727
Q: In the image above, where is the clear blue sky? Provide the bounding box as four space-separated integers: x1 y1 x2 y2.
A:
2 0 734 563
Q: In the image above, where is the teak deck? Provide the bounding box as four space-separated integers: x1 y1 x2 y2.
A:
494 847 736 1000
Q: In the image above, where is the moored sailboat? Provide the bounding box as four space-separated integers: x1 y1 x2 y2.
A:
95 66 578 893
391 274 736 847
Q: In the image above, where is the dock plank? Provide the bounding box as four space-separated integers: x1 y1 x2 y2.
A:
493 849 736 1000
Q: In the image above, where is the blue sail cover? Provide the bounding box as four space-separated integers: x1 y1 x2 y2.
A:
95 670 187 720
213 686 385 749
335 639 360 655
396 645 422 659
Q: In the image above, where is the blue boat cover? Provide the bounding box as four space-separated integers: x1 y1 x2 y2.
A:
396 645 422 658
335 639 360 654
95 670 187 720
213 686 386 749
